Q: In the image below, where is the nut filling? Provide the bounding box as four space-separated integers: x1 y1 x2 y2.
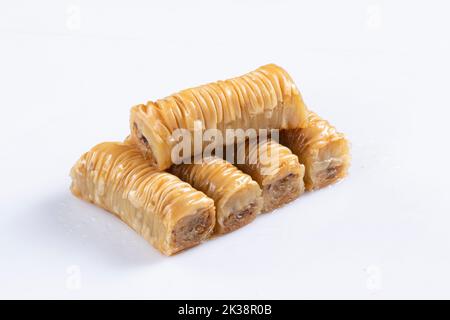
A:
326 166 339 180
132 123 158 166
223 202 258 233
315 163 344 188
133 123 149 147
173 209 213 249
262 173 302 212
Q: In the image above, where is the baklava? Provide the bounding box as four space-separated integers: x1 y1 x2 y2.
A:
130 64 308 170
230 138 305 212
170 156 263 234
280 111 350 190
70 142 216 255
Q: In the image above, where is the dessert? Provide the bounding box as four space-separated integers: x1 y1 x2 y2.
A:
70 142 216 255
170 156 263 234
232 138 305 212
130 64 308 170
280 111 350 190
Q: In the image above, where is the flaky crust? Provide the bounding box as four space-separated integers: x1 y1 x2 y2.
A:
70 142 215 255
130 64 308 169
170 157 263 234
233 139 305 212
280 111 350 190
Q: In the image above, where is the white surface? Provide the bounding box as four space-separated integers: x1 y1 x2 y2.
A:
1 0 449 299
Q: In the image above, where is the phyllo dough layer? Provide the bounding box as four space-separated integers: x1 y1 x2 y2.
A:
280 111 350 190
130 64 308 170
70 142 216 255
170 157 263 234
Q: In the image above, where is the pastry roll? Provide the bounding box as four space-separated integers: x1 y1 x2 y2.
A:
170 157 263 234
70 142 216 256
279 111 350 191
130 64 308 170
232 138 305 213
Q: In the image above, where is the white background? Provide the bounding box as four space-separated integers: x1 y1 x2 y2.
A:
1 0 449 299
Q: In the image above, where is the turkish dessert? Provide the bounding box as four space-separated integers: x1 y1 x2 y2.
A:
129 64 308 170
70 142 216 255
69 65 350 256
280 111 350 190
170 156 263 234
232 138 305 212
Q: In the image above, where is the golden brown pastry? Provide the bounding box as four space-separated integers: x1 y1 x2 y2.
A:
130 64 308 170
170 157 263 234
231 138 305 212
279 111 350 190
70 142 216 256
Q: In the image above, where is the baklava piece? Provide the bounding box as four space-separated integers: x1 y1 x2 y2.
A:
280 111 350 190
130 64 308 170
232 139 305 212
70 142 216 255
170 157 263 234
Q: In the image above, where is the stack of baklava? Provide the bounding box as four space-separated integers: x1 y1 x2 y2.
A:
70 64 350 255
